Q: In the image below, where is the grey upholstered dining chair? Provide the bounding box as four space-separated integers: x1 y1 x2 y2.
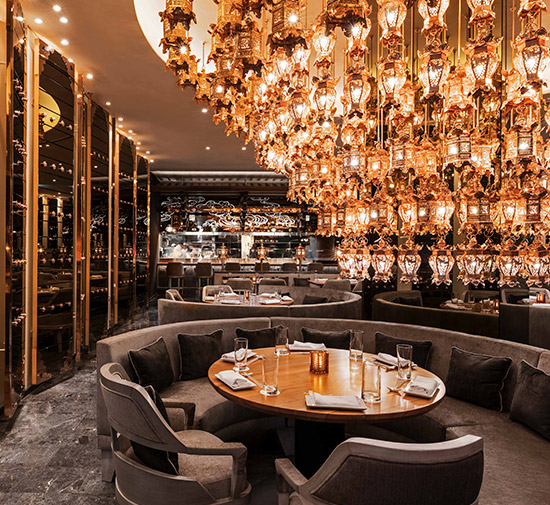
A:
259 278 287 286
461 289 499 303
227 278 254 293
307 262 324 273
322 279 351 291
100 363 251 505
276 436 483 505
281 262 298 272
202 284 234 300
224 262 241 272
165 289 184 301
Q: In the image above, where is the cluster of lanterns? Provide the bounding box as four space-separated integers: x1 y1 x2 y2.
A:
159 0 550 286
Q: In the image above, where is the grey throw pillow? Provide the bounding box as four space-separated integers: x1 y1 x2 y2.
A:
510 361 550 441
446 347 512 411
236 325 286 349
131 385 179 475
302 294 328 305
375 332 432 369
128 337 174 392
301 328 351 350
178 330 223 380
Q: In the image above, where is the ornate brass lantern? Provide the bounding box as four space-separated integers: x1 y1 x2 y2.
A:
428 239 455 285
397 240 422 283
497 240 524 287
371 240 396 283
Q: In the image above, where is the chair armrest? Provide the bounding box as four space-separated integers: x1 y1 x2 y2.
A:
165 407 188 432
185 442 248 499
276 458 307 493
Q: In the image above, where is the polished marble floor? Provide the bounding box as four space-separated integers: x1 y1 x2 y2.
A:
0 360 281 504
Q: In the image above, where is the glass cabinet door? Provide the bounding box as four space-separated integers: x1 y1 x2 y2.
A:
136 156 149 308
115 136 136 323
36 45 76 382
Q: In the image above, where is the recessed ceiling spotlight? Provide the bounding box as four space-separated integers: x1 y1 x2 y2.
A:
105 101 111 106
118 117 123 121
86 73 93 79
146 151 150 154
206 146 211 150
53 5 62 12
34 18 44 24
201 108 208 113
128 129 133 133
60 16 68 23
61 39 69 46
136 147 140 150
67 58 73 63
137 141 141 145
52 178 56 182
150 160 155 163
242 147 246 150
15 16 24 22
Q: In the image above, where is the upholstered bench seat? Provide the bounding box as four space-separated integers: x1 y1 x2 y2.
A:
350 397 511 443
449 422 550 505
160 377 266 433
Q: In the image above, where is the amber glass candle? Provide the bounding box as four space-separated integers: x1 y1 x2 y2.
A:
536 292 546 304
310 350 329 374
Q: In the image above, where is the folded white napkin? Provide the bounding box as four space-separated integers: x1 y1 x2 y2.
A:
445 302 465 310
259 298 281 305
216 370 255 390
281 295 293 301
288 341 327 351
221 299 241 305
221 349 255 363
204 295 215 301
259 293 277 298
310 392 365 410
220 292 239 298
376 353 416 368
405 377 439 397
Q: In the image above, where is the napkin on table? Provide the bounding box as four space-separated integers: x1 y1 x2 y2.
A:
259 298 281 305
288 341 327 351
311 392 364 409
406 376 439 397
216 370 255 390
376 353 416 368
221 349 255 363
221 299 241 305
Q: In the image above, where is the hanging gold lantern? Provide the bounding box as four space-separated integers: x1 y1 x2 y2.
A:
397 240 422 283
419 48 450 100
418 0 449 36
272 0 304 34
513 33 550 87
312 23 337 62
466 40 501 92
497 240 524 287
236 22 262 60
378 58 407 105
456 237 495 286
371 240 396 282
342 71 371 114
466 0 496 24
312 78 338 116
428 239 455 285
377 0 407 47
366 147 390 181
522 236 550 287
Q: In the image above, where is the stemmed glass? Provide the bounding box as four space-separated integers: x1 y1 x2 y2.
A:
233 337 250 374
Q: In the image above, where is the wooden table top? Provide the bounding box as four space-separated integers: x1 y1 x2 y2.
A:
208 348 445 423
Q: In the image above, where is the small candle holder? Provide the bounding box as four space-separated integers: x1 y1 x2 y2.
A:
310 350 329 374
536 292 546 304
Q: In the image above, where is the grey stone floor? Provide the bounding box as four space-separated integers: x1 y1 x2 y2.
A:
0 361 281 504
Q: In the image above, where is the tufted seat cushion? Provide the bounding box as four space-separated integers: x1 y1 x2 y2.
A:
160 377 265 433
448 422 550 505
125 429 233 501
348 396 509 443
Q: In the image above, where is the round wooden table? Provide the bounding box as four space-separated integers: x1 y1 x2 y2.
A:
208 348 445 476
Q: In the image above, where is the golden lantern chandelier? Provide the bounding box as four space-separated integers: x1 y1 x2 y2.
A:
159 0 550 286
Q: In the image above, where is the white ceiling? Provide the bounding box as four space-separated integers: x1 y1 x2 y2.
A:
20 0 259 172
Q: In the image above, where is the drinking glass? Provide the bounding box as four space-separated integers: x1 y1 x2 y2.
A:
260 355 280 396
362 360 381 403
397 344 412 380
233 337 249 374
349 330 363 361
275 327 289 356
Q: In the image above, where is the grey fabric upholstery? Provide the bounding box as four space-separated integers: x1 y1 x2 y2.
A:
501 288 528 303
227 279 254 292
322 279 351 291
529 305 550 349
100 363 250 505
307 262 324 272
499 303 529 344
96 318 273 480
259 278 287 286
373 292 499 338
98 317 550 503
276 436 483 505
224 262 241 272
158 288 362 325
281 262 298 272
461 290 499 302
